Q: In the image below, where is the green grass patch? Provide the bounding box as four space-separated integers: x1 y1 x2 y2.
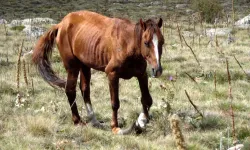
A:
27 116 54 137
218 102 248 112
10 25 25 32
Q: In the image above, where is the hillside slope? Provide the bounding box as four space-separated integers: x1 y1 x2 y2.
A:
0 0 249 22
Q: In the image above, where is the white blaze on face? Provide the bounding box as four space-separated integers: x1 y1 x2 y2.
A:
152 33 159 67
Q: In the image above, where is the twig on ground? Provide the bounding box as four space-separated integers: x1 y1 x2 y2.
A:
233 55 248 77
184 90 203 118
185 72 197 84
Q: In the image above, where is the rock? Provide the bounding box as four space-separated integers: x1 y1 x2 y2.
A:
22 25 45 38
235 14 250 28
109 0 128 3
183 31 194 37
138 3 145 7
227 144 244 150
9 17 55 27
206 28 232 36
10 19 22 27
186 9 194 14
176 4 188 9
151 1 161 5
162 6 167 9
0 19 7 24
21 18 33 25
150 10 156 14
22 17 55 25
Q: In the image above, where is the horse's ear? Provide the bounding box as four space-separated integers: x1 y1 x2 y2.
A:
158 18 163 28
140 19 146 31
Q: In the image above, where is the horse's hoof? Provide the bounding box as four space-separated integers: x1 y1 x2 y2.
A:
112 122 136 135
135 125 144 134
74 121 86 126
87 119 105 129
112 127 123 135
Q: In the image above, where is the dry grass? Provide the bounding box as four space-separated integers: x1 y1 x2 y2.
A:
0 16 250 150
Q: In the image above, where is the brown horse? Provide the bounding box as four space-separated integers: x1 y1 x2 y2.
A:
32 11 164 134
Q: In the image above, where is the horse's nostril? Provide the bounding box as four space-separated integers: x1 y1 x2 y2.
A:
151 66 162 78
156 70 162 77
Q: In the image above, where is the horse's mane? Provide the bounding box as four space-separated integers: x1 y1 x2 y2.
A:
116 17 132 23
134 22 143 49
134 19 157 49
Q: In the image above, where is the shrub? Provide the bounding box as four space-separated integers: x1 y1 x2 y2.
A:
242 137 250 150
10 25 25 32
191 0 222 23
237 127 250 140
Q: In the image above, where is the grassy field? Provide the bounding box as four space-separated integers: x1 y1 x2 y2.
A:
1 8 250 150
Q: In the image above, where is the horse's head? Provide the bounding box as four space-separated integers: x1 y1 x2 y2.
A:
136 18 164 78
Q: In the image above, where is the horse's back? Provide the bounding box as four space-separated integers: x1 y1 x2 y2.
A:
63 11 110 27
56 11 114 70
58 11 111 36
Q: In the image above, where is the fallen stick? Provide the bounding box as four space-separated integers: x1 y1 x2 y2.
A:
184 90 203 118
233 55 248 77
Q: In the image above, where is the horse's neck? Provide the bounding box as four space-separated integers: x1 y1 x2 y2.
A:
110 19 143 58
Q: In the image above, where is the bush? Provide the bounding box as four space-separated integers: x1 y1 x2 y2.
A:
10 25 25 32
191 0 222 23
242 137 250 150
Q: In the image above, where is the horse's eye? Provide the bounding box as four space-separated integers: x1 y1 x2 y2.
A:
144 42 150 47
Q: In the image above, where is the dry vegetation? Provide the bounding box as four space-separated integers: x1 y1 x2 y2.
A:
1 2 250 150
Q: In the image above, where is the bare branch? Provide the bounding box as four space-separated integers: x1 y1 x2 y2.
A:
185 72 197 84
177 23 183 47
233 55 248 77
184 90 203 118
182 35 201 66
226 59 236 142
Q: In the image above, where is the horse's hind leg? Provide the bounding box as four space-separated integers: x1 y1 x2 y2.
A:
65 66 81 125
79 65 100 127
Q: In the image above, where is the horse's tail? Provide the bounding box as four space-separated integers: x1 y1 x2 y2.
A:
32 25 66 88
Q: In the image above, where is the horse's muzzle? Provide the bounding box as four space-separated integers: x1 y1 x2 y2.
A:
152 65 162 78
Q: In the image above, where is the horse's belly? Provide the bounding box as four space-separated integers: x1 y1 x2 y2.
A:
119 73 134 79
118 65 147 79
81 59 107 72
76 46 110 72
91 65 106 72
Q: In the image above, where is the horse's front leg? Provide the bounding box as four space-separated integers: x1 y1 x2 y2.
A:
136 72 153 130
108 73 121 134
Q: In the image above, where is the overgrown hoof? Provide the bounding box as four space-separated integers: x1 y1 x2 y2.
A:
112 127 123 135
112 122 137 135
91 121 105 129
135 125 144 134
